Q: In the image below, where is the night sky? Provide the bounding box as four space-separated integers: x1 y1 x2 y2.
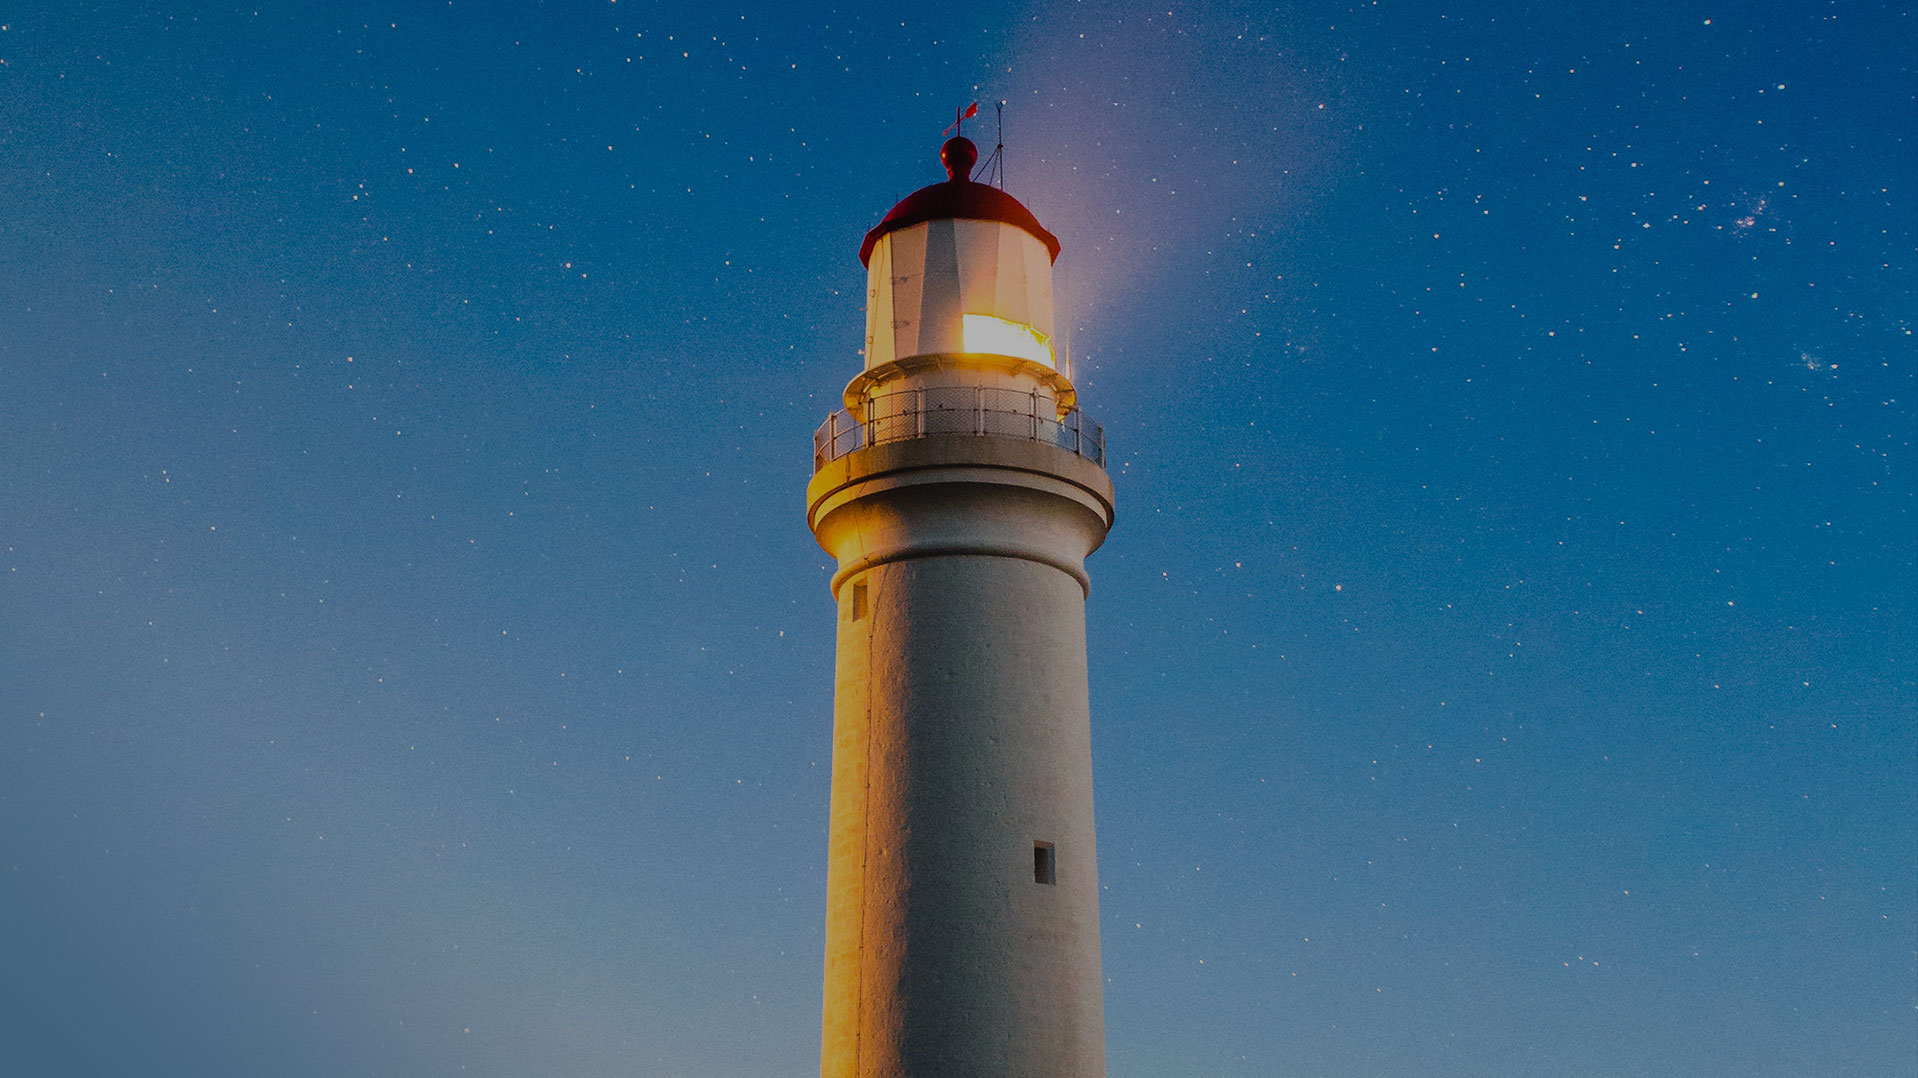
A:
2 2 1912 1076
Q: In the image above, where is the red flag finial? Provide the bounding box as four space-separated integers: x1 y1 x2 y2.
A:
944 101 980 138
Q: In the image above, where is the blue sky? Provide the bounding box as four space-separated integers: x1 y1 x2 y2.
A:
1 2 1911 1075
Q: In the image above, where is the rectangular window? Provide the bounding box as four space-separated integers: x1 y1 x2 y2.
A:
1033 841 1056 885
850 582 868 621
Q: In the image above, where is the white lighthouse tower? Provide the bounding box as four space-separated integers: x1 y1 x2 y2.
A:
806 128 1115 1076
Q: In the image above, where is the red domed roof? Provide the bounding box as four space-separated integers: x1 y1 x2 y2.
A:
859 138 1061 266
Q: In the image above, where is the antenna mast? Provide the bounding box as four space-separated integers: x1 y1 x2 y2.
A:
971 101 1007 188
992 101 1005 188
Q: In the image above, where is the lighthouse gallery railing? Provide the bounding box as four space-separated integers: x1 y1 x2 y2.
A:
812 385 1105 473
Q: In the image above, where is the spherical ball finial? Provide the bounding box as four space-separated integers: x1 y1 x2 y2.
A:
940 136 979 182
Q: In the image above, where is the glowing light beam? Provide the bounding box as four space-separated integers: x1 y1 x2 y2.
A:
962 313 1054 369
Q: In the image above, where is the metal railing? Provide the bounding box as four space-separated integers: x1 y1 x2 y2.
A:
813 385 1105 472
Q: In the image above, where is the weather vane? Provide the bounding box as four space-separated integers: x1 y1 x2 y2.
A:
944 101 980 139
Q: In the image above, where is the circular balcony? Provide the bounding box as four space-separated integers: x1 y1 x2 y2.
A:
812 385 1106 473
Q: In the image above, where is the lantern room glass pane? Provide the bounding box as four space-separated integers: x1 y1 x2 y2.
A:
962 313 1054 369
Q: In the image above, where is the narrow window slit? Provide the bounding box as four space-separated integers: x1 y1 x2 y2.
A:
850 582 868 621
1033 841 1056 885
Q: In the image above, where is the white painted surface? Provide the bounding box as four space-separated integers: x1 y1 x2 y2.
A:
864 219 1057 373
810 435 1114 1078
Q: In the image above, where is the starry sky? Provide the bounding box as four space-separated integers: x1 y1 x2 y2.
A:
1 2 1912 1075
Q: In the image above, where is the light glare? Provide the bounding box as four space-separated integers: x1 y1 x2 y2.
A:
963 313 1054 369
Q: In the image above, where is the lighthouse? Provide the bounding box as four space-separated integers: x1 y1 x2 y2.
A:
806 125 1115 1076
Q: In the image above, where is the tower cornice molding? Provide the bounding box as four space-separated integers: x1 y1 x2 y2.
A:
807 436 1114 600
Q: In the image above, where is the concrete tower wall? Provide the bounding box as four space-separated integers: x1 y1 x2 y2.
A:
810 438 1114 1078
